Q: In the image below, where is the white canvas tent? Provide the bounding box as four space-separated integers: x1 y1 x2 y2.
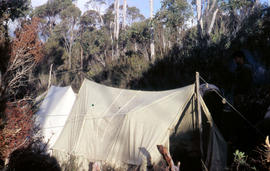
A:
52 79 227 171
36 86 76 148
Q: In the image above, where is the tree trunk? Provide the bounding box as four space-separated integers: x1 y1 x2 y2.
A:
68 21 75 69
80 45 83 70
150 0 155 62
123 0 127 29
207 8 218 35
113 0 120 59
48 64 53 90
162 28 166 53
110 21 114 61
134 42 137 52
196 0 203 36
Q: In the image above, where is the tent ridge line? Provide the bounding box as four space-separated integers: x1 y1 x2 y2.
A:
128 85 194 117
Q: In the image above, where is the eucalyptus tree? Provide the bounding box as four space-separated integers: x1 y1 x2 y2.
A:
192 0 260 39
79 9 110 68
85 0 107 26
123 0 127 29
219 0 259 36
113 0 120 59
55 4 81 69
156 0 191 50
126 6 145 25
125 21 150 59
149 0 155 61
31 0 73 40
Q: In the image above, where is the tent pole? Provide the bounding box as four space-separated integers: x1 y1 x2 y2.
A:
196 72 204 158
48 64 53 90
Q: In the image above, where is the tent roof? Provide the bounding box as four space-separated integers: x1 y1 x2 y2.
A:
52 79 227 170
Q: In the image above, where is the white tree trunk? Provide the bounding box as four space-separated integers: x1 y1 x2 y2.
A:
113 0 118 39
207 8 218 35
80 45 83 69
123 0 127 29
150 0 155 62
134 42 137 52
115 0 120 40
113 0 120 59
110 21 114 60
48 64 53 90
68 23 75 69
196 0 203 33
209 0 217 12
162 28 166 52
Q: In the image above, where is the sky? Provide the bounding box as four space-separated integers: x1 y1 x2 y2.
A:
31 0 162 18
31 0 270 18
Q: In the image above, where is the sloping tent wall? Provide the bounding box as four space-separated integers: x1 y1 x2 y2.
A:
52 79 227 171
36 86 76 148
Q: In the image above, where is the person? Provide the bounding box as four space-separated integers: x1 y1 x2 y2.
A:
233 51 253 94
232 50 253 106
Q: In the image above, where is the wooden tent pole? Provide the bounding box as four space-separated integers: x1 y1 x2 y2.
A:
48 64 53 90
196 72 204 158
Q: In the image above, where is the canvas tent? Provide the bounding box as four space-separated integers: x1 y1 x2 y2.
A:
36 86 76 148
52 79 227 171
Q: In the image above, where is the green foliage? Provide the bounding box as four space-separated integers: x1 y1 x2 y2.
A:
157 0 191 30
0 0 30 21
43 38 65 68
80 27 110 67
31 0 74 39
231 150 257 171
125 21 150 44
233 150 248 165
220 0 254 12
60 4 81 21
32 0 73 18
126 6 145 24
80 10 100 29
90 55 150 88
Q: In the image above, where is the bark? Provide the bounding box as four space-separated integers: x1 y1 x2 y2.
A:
98 13 104 26
196 0 203 32
114 0 120 40
134 42 137 52
157 145 180 171
150 0 155 62
48 64 53 90
80 45 83 69
63 18 76 70
113 0 120 59
110 22 114 60
123 0 127 29
162 28 166 53
209 0 217 13
68 24 74 69
207 8 219 35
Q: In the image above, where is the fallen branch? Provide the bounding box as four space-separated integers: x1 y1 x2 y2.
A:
157 145 180 171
